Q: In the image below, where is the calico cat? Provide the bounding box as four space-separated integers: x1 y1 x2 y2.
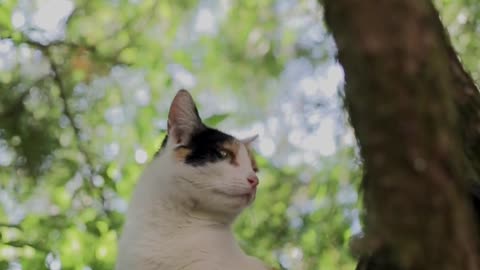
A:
116 90 273 270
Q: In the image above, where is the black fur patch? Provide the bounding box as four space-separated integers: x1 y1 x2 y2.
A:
154 127 235 165
183 127 235 166
154 134 169 157
160 134 169 149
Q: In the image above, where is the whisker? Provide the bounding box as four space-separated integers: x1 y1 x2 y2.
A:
246 207 257 226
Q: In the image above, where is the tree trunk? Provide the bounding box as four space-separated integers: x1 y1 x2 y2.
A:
323 0 480 269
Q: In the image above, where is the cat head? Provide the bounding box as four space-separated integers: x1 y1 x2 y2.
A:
157 89 259 222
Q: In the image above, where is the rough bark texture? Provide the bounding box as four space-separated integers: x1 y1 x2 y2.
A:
323 0 480 269
446 33 480 182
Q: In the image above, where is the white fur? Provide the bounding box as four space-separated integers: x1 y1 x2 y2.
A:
115 139 270 270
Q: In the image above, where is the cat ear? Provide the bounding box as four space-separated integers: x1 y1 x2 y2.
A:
167 89 204 145
240 134 258 146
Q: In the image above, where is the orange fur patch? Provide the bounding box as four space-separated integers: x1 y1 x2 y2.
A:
221 140 240 166
245 145 258 172
174 147 191 161
173 139 257 170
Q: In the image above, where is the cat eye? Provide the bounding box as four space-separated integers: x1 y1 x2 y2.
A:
217 149 232 160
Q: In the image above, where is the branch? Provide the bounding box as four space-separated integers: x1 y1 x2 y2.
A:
0 223 22 230
48 53 93 168
441 20 480 181
0 0 161 67
1 33 126 66
45 50 110 213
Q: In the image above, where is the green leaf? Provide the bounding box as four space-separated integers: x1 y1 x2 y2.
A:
0 5 13 31
203 113 229 126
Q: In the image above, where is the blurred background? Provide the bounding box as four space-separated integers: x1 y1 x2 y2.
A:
0 0 477 269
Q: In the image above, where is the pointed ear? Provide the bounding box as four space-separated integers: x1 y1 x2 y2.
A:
168 89 204 145
240 134 258 146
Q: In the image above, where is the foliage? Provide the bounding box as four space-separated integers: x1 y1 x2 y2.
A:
436 0 480 82
0 0 475 269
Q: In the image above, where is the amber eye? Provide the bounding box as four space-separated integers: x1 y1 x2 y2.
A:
217 149 231 160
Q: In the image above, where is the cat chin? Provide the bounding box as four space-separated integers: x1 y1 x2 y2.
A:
212 188 255 199
199 191 255 215
220 193 255 211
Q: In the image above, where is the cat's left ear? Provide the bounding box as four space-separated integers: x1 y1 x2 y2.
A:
240 134 258 146
168 89 204 145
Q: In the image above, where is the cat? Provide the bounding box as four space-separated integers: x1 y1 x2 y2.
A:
115 90 274 270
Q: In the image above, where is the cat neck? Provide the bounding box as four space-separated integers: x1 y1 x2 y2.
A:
151 190 235 237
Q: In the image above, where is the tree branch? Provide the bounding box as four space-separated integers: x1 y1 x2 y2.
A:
441 20 480 181
0 223 22 230
45 50 110 213
47 52 93 168
0 33 127 66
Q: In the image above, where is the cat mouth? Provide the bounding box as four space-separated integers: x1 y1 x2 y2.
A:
213 189 256 200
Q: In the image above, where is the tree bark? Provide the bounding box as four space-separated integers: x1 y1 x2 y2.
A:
323 0 480 269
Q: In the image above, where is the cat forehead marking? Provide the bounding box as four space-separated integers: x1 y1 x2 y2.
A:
221 140 257 171
245 145 258 172
221 140 241 166
171 129 257 170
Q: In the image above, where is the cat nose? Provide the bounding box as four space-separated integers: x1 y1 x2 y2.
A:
247 175 259 188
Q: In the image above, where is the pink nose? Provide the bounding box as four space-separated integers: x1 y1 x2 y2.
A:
247 175 259 188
